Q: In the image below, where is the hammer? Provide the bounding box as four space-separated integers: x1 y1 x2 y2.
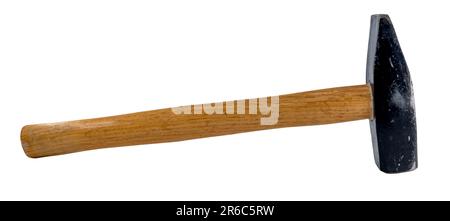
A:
20 14 417 173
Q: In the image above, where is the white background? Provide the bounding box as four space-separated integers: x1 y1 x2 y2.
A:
0 0 448 200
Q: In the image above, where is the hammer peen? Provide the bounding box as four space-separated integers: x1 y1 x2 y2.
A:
21 14 417 173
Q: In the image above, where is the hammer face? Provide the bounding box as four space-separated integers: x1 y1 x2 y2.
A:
366 15 417 173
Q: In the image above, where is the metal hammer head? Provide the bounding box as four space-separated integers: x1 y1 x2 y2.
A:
366 14 417 173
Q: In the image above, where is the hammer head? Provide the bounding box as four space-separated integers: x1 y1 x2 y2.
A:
366 14 417 173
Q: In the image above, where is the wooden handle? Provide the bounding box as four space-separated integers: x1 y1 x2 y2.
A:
21 84 372 158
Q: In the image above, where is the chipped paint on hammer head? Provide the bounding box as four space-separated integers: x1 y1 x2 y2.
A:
366 14 417 173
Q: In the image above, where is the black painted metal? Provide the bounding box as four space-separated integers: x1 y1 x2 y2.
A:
366 15 417 173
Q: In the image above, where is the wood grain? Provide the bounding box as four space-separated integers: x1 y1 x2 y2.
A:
21 84 372 158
